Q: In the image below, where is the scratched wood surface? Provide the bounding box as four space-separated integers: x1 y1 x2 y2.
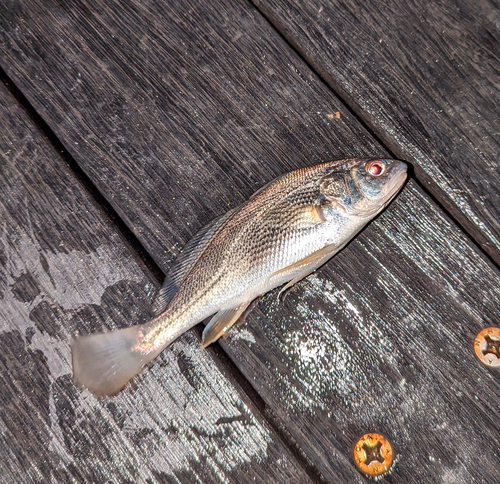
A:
1 0 500 483
0 83 312 483
0 0 383 275
224 180 500 482
253 0 500 263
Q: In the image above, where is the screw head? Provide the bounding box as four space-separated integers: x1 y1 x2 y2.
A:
353 432 394 478
474 327 500 368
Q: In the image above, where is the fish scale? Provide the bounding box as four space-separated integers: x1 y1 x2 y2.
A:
72 158 407 395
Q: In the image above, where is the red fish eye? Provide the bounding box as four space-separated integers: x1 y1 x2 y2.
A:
365 160 385 177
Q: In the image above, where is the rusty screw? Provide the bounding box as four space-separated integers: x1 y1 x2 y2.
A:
474 327 500 368
353 433 394 478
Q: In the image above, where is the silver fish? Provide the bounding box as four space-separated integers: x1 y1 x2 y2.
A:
73 158 407 395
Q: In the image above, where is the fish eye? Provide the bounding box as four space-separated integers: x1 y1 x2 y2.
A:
365 160 386 177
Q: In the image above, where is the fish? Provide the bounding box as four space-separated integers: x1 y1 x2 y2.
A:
72 158 407 395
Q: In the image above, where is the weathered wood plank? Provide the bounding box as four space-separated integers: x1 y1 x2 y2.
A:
224 180 500 482
2 0 500 482
0 83 312 483
0 0 385 273
252 0 500 263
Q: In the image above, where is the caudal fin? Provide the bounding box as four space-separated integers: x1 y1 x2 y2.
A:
72 324 161 396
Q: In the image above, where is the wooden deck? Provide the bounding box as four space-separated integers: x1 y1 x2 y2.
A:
0 0 499 482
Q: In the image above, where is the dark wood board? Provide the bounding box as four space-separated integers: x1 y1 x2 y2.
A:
251 0 500 263
0 83 312 483
223 180 500 482
1 0 500 482
0 0 385 274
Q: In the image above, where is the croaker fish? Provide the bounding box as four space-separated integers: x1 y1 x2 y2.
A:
73 158 407 395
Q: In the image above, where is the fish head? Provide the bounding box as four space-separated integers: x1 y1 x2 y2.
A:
319 158 407 218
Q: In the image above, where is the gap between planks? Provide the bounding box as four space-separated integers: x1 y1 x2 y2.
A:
0 67 164 287
3 26 498 476
0 66 328 484
246 0 500 275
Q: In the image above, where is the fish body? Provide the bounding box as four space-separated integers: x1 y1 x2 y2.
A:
73 158 407 395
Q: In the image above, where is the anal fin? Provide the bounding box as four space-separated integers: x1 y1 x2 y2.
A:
202 303 251 347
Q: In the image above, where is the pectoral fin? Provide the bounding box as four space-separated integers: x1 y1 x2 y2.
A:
274 244 338 277
273 243 339 298
299 204 325 225
202 303 251 347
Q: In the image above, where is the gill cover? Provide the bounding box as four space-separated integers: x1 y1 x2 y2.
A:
319 159 407 217
319 166 359 213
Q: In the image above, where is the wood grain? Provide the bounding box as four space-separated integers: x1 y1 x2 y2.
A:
0 83 312 483
251 0 500 263
1 0 500 482
0 0 386 273
223 180 500 482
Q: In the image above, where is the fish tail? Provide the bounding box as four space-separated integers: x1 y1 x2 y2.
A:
72 324 162 396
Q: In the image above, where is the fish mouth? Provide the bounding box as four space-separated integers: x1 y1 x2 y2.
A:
380 161 407 206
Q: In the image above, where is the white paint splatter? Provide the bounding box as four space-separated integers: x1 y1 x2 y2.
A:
0 226 145 380
228 327 256 344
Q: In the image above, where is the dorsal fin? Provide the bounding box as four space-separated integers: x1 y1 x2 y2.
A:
150 208 235 316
